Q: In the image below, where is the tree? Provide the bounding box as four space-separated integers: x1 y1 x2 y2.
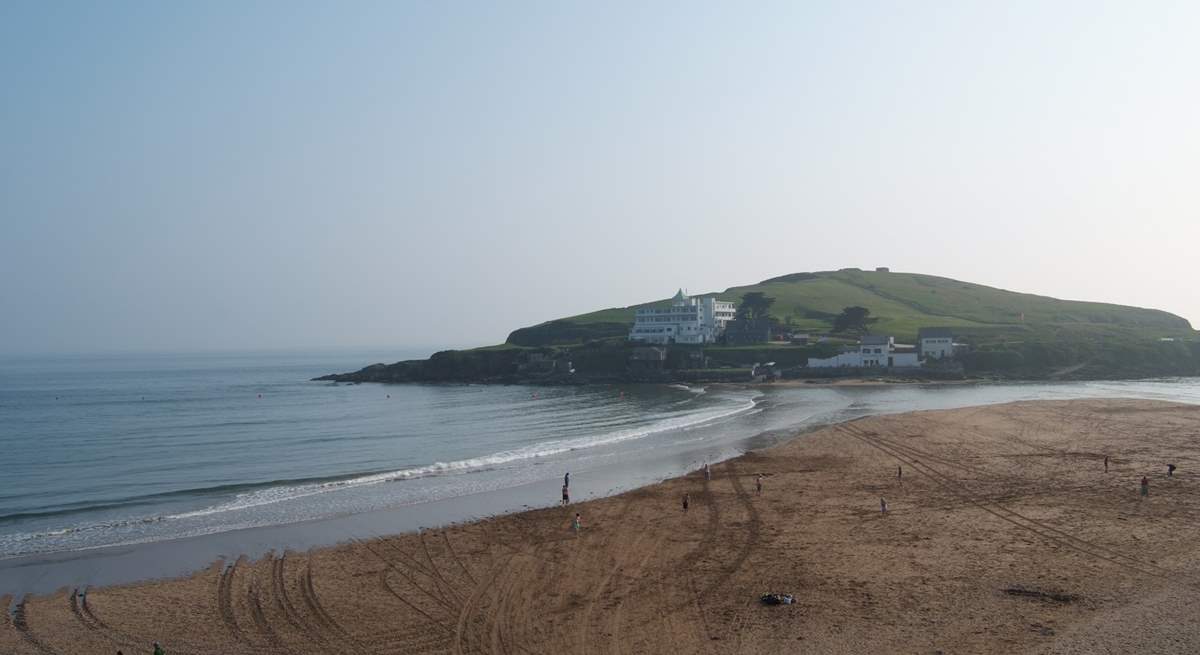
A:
736 292 776 320
832 306 871 333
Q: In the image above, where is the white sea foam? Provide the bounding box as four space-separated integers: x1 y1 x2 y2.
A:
3 388 762 558
164 391 760 521
668 384 706 394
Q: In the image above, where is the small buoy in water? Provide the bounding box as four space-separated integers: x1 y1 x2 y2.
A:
387 394 390 399
257 394 262 399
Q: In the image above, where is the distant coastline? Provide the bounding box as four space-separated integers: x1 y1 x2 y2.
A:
319 270 1199 384
313 341 1193 387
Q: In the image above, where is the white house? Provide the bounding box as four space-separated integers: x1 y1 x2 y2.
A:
628 289 737 345
918 328 955 359
807 335 921 368
858 335 893 367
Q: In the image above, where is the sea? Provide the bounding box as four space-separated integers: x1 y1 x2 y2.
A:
2 350 1200 568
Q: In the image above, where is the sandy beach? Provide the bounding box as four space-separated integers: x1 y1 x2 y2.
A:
5 398 1200 654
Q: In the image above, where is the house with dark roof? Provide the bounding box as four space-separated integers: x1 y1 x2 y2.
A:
723 318 773 345
918 327 956 359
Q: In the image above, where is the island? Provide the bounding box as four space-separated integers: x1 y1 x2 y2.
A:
317 269 1199 385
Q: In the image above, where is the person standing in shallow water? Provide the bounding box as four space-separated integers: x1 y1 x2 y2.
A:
564 471 570 488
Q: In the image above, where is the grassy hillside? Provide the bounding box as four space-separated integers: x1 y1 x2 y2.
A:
509 269 1192 347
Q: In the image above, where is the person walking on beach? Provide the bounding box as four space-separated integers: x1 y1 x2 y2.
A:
1104 456 1109 472
682 492 690 512
572 512 582 535
1140 476 1150 499
897 465 903 482
880 498 888 515
703 463 711 481
756 474 763 495
153 642 165 655
561 484 570 506
1168 464 1176 477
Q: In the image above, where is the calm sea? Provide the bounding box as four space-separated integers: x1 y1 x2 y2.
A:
2 351 1199 560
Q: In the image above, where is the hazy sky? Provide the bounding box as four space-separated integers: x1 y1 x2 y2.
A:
3 1 1198 355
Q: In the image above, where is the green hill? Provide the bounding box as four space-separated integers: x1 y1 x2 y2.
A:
502 268 1200 379
508 269 1192 346
322 269 1198 383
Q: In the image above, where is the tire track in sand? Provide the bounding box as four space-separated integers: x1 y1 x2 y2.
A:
76 584 209 654
574 496 648 654
68 587 136 652
698 461 761 598
838 422 1193 586
680 472 721 647
362 539 459 619
247 575 286 651
605 530 664 655
443 530 479 586
270 552 344 654
68 588 104 633
377 568 456 637
481 504 593 655
419 529 465 604
300 563 363 651
217 558 251 646
13 599 56 655
372 537 459 611
453 517 539 655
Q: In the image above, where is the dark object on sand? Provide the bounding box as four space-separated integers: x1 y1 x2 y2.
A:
1003 586 1079 603
760 593 794 605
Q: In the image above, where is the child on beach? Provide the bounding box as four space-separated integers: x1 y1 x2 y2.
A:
572 512 582 535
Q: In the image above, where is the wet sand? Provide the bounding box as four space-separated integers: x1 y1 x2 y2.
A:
4 398 1200 654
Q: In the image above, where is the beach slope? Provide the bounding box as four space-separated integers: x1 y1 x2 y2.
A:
5 398 1200 654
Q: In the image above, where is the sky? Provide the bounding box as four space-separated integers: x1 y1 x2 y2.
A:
2 1 1198 355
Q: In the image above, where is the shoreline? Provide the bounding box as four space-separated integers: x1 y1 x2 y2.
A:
0 411 813 598
5 398 1200 653
1 379 1195 597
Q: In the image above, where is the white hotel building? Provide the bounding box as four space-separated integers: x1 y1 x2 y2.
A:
628 290 737 345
